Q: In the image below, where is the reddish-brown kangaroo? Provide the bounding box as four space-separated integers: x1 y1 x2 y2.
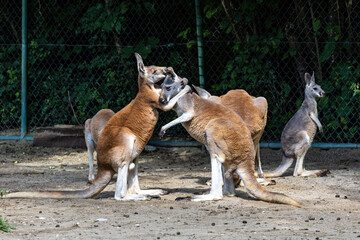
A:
159 68 300 207
4 53 190 200
192 86 268 182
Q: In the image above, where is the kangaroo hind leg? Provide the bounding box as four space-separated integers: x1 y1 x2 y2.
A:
192 124 225 201
84 122 96 182
127 158 167 196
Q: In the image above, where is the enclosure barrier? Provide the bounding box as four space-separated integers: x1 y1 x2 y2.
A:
1 0 360 147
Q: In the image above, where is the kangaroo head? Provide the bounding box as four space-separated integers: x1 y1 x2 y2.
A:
304 72 325 99
159 67 188 104
135 52 167 85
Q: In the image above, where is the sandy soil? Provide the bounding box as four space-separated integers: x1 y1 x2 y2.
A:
0 140 359 239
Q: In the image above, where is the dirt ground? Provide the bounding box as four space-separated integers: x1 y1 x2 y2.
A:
0 140 359 240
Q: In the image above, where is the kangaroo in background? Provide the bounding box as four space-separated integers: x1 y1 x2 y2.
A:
4 53 191 200
159 68 300 207
84 109 115 182
263 72 328 178
192 85 268 182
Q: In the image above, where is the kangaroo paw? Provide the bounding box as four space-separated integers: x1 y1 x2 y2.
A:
316 169 330 177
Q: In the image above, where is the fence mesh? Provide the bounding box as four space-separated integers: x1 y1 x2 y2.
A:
1 0 360 143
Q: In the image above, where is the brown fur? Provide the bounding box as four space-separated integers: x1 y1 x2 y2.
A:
85 109 115 146
160 71 300 206
3 54 169 199
177 94 299 206
192 86 268 181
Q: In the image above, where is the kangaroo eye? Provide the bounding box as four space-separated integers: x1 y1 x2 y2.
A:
313 88 318 91
152 70 157 74
166 87 171 91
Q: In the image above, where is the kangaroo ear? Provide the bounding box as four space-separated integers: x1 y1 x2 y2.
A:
304 72 312 85
135 53 145 78
311 71 316 83
192 85 211 99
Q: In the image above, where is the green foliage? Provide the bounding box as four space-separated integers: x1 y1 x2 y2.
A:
1 0 359 142
0 216 15 233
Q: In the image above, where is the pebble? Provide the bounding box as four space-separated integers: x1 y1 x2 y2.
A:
123 214 130 218
309 216 315 220
211 223 215 226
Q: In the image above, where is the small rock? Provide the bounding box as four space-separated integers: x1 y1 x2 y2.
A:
123 214 130 218
211 223 215 226
309 216 315 220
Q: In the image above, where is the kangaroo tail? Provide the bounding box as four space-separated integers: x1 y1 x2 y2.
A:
260 154 294 178
3 169 114 199
237 167 300 207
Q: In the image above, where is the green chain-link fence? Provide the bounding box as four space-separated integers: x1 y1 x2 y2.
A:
1 0 360 145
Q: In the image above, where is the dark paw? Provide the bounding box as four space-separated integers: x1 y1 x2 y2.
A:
175 196 191 201
150 195 161 200
318 170 330 177
158 130 166 138
269 179 276 185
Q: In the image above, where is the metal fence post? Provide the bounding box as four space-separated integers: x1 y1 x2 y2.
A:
195 0 204 88
21 0 28 138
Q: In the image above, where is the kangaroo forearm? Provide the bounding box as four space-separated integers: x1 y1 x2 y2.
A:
161 112 194 132
309 112 323 132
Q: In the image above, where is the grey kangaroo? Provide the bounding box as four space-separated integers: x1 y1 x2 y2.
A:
264 72 328 177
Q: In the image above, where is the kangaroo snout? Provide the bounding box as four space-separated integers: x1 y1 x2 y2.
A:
159 97 167 104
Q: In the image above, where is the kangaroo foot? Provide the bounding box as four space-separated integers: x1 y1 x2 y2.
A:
191 193 223 202
115 193 151 201
297 169 330 177
137 189 168 196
